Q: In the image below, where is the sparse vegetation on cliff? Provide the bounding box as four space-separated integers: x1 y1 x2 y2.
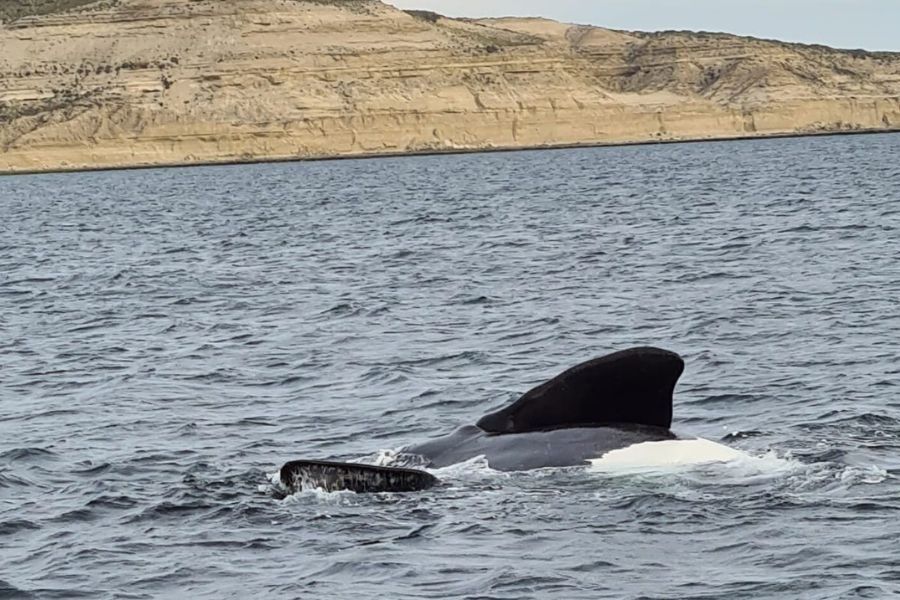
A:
283 0 378 14
0 0 120 23
404 10 442 23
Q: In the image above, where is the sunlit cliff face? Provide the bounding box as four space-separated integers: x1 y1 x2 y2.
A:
1 0 899 173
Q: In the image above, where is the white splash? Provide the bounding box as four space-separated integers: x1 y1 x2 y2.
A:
372 449 399 466
588 438 749 473
267 470 282 487
432 454 492 476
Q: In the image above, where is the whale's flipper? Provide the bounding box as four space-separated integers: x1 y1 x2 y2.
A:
476 347 684 434
280 460 439 494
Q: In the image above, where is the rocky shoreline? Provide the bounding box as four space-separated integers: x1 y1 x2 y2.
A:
3 128 898 177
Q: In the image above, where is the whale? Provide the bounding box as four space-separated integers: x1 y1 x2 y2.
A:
281 347 694 493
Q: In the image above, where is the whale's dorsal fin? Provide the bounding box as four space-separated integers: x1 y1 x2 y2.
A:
476 347 684 434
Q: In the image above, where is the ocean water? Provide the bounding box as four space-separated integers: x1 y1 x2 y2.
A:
1 133 899 599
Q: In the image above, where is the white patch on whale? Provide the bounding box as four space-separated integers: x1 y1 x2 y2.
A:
588 438 748 472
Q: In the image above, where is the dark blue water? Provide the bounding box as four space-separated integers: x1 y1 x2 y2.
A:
2 133 900 599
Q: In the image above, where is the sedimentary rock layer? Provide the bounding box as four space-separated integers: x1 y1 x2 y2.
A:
1 0 899 173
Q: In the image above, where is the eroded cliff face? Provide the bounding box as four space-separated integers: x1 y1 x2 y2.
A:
1 0 899 173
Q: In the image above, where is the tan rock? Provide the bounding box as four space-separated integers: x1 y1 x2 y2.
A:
1 0 898 173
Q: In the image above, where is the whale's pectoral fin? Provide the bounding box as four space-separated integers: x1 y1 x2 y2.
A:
476 347 684 434
280 460 439 494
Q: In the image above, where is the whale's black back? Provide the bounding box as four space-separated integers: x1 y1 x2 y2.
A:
476 347 684 434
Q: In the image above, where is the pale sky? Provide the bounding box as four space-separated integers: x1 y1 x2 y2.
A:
391 0 900 52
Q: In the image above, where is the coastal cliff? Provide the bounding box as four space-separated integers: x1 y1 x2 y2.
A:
2 0 899 173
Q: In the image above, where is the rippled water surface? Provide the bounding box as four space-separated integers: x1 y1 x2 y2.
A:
2 134 900 599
